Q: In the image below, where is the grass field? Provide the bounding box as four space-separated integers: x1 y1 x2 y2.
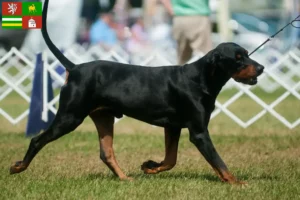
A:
0 88 300 200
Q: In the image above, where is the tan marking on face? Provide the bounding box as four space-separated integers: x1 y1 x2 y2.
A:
232 65 256 79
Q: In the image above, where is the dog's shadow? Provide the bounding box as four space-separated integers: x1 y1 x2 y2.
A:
85 171 219 182
86 173 116 181
85 171 280 182
138 172 221 182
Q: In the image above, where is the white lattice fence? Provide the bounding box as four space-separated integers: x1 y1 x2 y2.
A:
0 47 34 124
0 45 299 128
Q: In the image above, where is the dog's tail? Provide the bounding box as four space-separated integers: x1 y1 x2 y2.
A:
41 0 75 71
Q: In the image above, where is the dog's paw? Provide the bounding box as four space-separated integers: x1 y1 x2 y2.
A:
10 161 27 175
141 160 163 174
141 160 162 169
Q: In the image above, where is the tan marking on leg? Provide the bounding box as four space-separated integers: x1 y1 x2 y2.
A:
10 161 27 174
64 71 69 84
89 111 131 181
212 167 246 185
162 127 180 167
142 127 181 174
90 107 109 114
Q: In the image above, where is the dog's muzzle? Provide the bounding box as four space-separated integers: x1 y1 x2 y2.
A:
234 65 264 85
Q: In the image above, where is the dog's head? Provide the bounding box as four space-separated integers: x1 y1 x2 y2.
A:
209 43 264 85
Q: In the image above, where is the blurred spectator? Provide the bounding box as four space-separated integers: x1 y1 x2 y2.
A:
81 0 117 24
89 12 118 47
160 0 213 64
127 17 149 53
145 0 173 46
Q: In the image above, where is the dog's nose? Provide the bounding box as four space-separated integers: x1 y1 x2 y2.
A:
256 65 264 75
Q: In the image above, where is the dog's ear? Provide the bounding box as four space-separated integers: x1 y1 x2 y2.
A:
208 51 221 66
199 52 219 95
207 50 222 77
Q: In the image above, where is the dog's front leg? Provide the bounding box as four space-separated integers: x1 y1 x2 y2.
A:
188 125 244 184
141 127 181 174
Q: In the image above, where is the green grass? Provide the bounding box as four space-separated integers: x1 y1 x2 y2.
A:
0 87 300 199
1 129 300 200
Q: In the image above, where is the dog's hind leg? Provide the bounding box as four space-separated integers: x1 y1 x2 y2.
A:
10 85 88 174
89 110 131 181
10 109 86 174
141 127 181 174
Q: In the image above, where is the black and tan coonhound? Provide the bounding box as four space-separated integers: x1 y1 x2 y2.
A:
10 0 264 184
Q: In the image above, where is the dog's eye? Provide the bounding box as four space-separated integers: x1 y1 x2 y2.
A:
236 54 242 60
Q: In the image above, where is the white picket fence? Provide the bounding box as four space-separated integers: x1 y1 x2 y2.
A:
0 44 300 129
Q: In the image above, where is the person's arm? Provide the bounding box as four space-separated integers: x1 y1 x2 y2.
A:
159 0 174 16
